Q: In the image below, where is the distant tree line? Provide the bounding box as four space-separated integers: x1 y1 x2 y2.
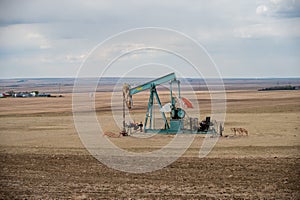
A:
258 85 297 91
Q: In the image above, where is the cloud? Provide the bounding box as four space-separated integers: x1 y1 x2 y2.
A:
256 0 300 18
0 0 299 78
256 5 269 15
26 32 51 49
65 53 87 63
0 24 52 50
236 0 300 39
234 19 300 38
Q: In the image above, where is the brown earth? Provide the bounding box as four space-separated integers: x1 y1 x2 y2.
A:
0 88 299 199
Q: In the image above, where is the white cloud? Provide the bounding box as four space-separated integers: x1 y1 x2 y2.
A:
256 5 269 15
65 53 87 63
236 0 300 39
0 24 52 50
234 18 300 39
26 32 51 49
256 0 300 18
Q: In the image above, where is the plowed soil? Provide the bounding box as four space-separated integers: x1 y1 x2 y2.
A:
0 89 299 199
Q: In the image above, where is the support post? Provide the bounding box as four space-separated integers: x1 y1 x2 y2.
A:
153 88 170 129
145 87 154 129
120 90 128 136
177 80 181 98
145 85 170 130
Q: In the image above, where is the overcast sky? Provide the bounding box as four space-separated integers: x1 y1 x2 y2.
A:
0 0 299 78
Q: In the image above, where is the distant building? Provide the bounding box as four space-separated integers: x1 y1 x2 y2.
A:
7 91 52 98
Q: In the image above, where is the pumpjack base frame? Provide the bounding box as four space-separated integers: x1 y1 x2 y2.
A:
144 129 217 134
144 118 219 135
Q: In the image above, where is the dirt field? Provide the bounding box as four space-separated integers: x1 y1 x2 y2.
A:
0 87 299 199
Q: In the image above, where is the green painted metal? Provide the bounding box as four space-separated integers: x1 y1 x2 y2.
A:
144 85 170 130
128 73 179 131
126 72 218 135
129 73 176 95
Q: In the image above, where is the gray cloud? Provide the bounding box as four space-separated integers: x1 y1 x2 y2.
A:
256 0 300 18
0 0 299 78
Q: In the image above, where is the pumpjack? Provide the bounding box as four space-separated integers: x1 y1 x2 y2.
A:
122 72 223 135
